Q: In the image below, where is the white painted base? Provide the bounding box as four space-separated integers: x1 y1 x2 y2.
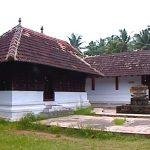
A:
0 91 45 121
86 76 141 106
44 92 90 111
0 91 90 121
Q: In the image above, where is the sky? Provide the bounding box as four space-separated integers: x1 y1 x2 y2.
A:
0 0 150 45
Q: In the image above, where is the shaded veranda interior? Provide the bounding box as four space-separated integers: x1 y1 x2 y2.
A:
0 62 87 101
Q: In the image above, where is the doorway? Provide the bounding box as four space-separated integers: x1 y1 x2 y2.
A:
142 75 150 99
44 80 54 101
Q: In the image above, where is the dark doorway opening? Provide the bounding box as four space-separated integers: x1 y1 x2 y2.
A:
44 79 54 101
142 75 150 99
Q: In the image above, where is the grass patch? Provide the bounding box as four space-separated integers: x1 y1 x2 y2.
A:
73 107 95 115
0 130 149 150
14 114 147 141
0 115 150 150
0 130 82 150
113 118 126 126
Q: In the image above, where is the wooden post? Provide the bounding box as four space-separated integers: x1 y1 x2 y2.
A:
115 76 119 90
91 77 95 90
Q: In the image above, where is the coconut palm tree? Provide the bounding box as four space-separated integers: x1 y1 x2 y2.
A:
119 29 130 43
118 29 130 52
133 28 150 50
105 35 120 54
68 33 83 50
84 39 106 56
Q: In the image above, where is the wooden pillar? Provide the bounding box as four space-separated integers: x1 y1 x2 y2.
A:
91 77 95 90
115 76 119 90
141 75 147 85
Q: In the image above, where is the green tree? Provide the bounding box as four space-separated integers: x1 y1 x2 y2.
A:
84 28 131 56
105 35 120 54
84 39 106 56
68 33 83 51
133 28 150 50
106 29 130 54
117 29 130 51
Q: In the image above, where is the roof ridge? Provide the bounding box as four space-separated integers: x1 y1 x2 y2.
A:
0 26 17 38
22 27 82 56
23 27 85 57
85 50 150 59
22 27 67 44
57 40 103 76
6 25 23 60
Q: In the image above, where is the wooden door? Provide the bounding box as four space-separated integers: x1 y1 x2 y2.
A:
44 80 54 101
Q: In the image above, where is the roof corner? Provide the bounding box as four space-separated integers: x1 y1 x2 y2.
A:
6 25 23 61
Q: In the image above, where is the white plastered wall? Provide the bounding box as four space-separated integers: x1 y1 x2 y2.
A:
0 91 44 121
44 92 90 110
85 76 141 105
0 91 90 120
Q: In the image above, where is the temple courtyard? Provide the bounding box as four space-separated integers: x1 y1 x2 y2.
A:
0 108 150 149
40 109 150 135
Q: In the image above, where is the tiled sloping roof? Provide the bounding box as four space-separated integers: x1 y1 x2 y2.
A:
0 25 103 75
0 29 15 61
85 51 150 76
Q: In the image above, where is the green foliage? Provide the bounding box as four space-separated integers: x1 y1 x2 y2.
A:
113 118 126 126
73 107 95 115
119 29 130 44
105 29 130 54
36 113 49 120
17 113 37 129
0 118 15 130
84 28 131 56
68 27 150 56
68 33 83 51
0 118 10 125
133 27 150 50
105 35 121 54
0 115 149 150
0 126 150 150
0 116 148 144
84 39 106 56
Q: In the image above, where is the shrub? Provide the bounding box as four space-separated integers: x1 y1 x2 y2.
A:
0 118 10 125
113 118 126 126
73 107 95 115
17 113 37 130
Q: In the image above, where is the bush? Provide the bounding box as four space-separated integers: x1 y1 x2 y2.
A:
73 107 95 115
17 113 37 130
113 118 126 126
0 118 10 125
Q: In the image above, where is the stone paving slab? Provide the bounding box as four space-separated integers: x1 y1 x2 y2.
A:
93 108 150 118
40 115 150 135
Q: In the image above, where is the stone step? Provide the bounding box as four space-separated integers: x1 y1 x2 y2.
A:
91 103 118 109
43 104 72 113
42 107 74 118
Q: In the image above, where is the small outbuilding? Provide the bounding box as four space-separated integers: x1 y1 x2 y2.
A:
85 51 150 107
0 24 102 120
